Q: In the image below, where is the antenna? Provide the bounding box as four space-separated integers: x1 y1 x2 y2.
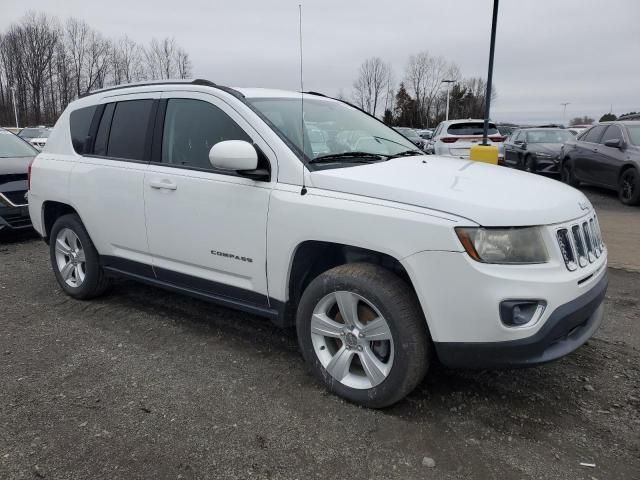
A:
299 4 307 195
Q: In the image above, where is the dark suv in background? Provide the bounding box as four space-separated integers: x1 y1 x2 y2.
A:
560 121 640 205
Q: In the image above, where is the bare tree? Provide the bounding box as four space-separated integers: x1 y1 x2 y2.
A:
175 47 192 79
352 57 391 117
404 52 452 127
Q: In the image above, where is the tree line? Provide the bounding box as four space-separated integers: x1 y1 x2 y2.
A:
350 52 495 128
0 12 193 127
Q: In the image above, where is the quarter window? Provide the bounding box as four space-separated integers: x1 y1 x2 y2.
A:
93 103 115 157
69 105 97 154
161 99 251 170
106 99 154 161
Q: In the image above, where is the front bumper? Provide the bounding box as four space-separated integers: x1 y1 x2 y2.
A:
0 205 32 232
434 271 607 368
535 157 560 174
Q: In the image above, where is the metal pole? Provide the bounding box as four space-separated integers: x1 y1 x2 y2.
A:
482 0 499 146
10 86 19 129
446 82 451 121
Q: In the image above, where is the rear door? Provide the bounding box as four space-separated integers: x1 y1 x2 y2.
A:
69 94 158 270
595 125 626 187
143 91 275 307
575 125 607 184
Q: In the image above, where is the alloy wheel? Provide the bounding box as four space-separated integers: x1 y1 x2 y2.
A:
621 171 635 201
54 228 87 288
311 291 394 389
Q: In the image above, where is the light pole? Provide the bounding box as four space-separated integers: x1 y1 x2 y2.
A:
481 0 499 146
441 79 455 121
10 85 19 129
560 102 570 124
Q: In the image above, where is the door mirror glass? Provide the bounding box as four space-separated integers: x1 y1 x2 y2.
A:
603 138 622 149
209 140 258 171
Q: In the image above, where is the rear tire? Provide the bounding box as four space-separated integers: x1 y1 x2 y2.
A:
619 168 640 205
561 161 580 188
296 263 430 408
49 214 112 299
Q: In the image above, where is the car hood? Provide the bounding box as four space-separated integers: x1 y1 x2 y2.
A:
530 143 563 155
0 156 33 175
310 155 591 226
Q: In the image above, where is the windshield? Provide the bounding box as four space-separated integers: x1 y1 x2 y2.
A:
526 130 573 143
19 128 50 139
627 126 640 146
246 97 417 163
0 129 38 157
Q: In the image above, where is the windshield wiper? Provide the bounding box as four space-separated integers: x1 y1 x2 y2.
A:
308 151 386 164
387 149 423 159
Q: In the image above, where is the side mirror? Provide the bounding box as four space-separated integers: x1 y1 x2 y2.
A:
209 140 258 171
603 138 623 149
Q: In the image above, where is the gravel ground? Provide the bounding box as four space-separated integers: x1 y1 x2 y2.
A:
0 187 638 480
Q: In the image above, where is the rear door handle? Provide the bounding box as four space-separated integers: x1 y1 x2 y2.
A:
149 179 177 190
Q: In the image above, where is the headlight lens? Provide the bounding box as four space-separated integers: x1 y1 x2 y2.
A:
534 152 552 158
456 227 549 264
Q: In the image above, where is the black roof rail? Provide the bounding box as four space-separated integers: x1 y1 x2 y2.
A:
78 78 244 99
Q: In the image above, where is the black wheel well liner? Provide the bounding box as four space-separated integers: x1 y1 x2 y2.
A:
619 163 637 179
41 201 78 243
284 241 416 323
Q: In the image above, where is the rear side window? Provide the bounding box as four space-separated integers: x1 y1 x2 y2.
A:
161 99 251 170
447 122 498 136
106 100 154 161
70 106 97 154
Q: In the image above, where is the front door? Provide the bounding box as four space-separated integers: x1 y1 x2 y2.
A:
595 125 626 188
143 92 275 306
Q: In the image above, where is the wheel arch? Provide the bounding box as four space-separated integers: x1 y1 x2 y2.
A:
282 240 419 325
41 201 80 243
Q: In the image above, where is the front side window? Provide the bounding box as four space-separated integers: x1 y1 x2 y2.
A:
247 97 416 165
0 129 38 158
106 99 154 161
600 126 623 144
582 125 606 143
161 99 251 170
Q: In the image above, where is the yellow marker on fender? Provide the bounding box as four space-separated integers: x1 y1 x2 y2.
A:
469 144 499 165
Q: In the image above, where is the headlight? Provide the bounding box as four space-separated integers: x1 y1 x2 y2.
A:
534 152 552 159
455 227 548 264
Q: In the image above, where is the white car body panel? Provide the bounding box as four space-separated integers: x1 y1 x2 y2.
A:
28 81 607 371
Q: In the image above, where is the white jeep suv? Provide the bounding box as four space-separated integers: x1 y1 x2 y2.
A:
28 80 608 407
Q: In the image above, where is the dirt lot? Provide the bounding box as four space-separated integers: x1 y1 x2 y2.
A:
1 187 638 480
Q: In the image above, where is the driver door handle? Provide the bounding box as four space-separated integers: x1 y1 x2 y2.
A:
149 179 177 191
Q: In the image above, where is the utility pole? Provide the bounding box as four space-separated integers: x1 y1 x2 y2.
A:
441 79 455 121
561 102 570 124
481 0 499 146
10 85 19 129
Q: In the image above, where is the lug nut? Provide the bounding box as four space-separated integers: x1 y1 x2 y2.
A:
358 332 365 338
357 345 363 351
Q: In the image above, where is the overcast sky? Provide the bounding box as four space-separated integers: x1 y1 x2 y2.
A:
3 0 639 124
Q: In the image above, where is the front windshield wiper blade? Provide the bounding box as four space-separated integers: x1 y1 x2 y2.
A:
387 149 423 159
308 151 386 164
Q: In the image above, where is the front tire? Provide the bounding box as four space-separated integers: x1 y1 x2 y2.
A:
525 155 536 173
619 168 640 205
296 263 430 408
49 214 112 299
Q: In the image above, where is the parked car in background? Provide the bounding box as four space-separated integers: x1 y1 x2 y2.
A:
503 128 574 174
426 119 504 158
497 124 517 137
560 121 640 205
393 127 428 151
0 128 37 234
568 127 587 136
417 129 433 140
18 126 51 150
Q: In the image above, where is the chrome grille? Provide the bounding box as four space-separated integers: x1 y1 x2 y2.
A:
556 214 604 271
